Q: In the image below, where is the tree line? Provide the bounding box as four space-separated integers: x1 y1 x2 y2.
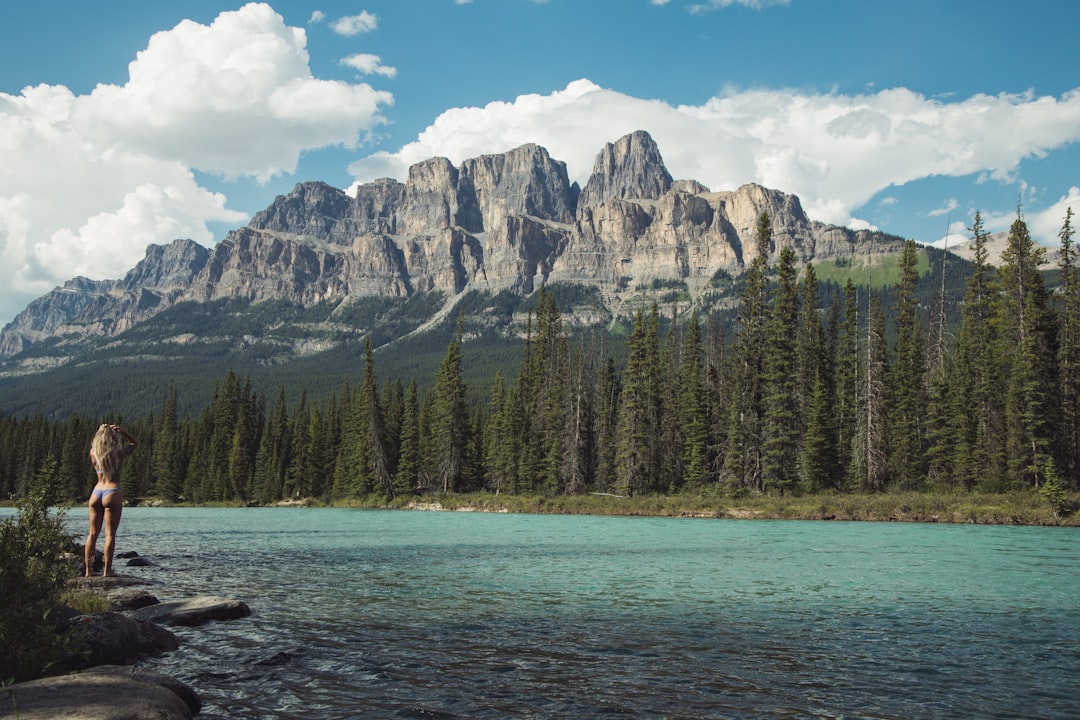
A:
1 207 1077 504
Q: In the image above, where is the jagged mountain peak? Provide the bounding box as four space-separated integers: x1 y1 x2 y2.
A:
0 131 907 367
579 130 673 206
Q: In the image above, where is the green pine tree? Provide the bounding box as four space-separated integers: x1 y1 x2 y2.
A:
724 211 773 492
430 316 469 493
762 246 800 494
889 240 928 489
996 209 1056 487
1055 207 1080 487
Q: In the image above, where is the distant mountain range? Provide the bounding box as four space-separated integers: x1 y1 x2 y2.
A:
0 130 916 417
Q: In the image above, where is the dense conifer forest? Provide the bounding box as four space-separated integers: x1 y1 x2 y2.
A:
2 208 1077 508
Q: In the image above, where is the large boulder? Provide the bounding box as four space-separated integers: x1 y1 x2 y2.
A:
1 665 198 719
66 612 179 669
104 587 160 611
132 595 251 626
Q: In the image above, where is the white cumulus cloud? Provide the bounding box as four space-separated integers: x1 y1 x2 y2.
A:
0 2 393 323
347 79 1080 242
330 11 378 36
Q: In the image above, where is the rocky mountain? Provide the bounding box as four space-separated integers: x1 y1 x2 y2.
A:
0 130 907 368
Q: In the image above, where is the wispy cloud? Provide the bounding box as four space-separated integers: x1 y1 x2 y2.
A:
309 10 325 24
928 198 959 217
330 11 378 36
688 0 791 14
341 53 397 79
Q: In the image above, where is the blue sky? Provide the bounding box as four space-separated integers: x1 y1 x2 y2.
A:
1 0 1078 324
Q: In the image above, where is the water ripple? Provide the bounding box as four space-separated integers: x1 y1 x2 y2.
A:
104 509 1080 719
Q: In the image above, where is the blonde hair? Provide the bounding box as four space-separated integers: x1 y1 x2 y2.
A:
91 424 128 479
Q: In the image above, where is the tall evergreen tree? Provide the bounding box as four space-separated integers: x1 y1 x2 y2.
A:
889 240 928 489
256 387 290 503
615 304 663 495
484 372 519 494
724 211 773 492
395 379 421 496
851 294 889 491
678 311 709 491
951 212 1002 488
834 280 860 488
704 315 729 487
796 262 826 419
563 348 597 495
996 209 1057 487
1055 207 1080 487
152 381 181 500
361 339 394 498
801 371 838 491
532 287 570 495
593 351 620 494
430 315 469 493
761 246 800 493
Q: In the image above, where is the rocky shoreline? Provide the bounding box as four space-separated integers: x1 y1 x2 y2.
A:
1 555 250 720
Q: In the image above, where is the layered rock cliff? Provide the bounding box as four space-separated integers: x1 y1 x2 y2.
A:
0 130 905 359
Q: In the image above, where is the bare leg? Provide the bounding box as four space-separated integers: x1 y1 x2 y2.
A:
85 499 103 577
101 494 122 577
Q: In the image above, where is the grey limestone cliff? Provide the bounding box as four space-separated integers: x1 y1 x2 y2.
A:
0 130 906 359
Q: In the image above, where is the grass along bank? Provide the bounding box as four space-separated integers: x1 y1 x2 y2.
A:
35 489 1073 526
376 489 1079 526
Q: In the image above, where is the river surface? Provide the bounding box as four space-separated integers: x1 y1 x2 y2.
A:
64 507 1080 718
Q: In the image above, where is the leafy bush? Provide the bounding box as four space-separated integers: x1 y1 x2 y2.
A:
0 459 78 682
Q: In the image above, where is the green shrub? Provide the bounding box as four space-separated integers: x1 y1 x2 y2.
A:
0 459 78 682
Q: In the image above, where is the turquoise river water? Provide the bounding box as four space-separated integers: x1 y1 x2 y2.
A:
63 507 1080 718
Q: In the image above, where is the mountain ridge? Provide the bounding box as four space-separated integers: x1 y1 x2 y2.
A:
0 130 908 374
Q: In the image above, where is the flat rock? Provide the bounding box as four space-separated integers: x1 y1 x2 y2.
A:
104 587 159 611
67 612 179 668
70 574 156 591
131 595 251 626
0 666 195 719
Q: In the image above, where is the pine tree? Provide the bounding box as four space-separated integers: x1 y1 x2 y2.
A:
796 262 826 419
761 246 800 493
659 311 684 492
563 348 597 495
801 371 838 491
532 287 570 495
485 372 518 494
851 293 889 491
705 315 729 487
152 381 181 500
515 309 539 492
1055 207 1080 487
615 304 663 495
889 240 928 489
593 352 620 494
207 370 241 500
285 391 312 499
256 386 290 502
724 211 772 492
834 280 859 488
951 212 1002 488
394 379 421 495
430 315 469 493
360 339 394 498
678 311 709 491
997 209 1056 487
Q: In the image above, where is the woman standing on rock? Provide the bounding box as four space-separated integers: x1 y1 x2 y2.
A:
85 423 137 577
